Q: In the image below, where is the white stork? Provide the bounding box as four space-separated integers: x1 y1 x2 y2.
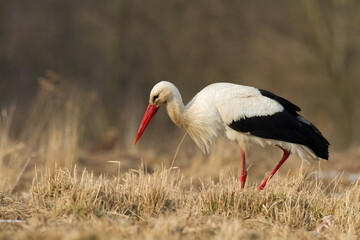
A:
134 81 329 190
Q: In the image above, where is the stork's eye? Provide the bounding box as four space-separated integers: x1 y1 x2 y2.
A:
153 94 159 102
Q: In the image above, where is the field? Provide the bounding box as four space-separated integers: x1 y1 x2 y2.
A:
0 164 359 240
1 154 360 240
1 1 360 239
1 80 360 240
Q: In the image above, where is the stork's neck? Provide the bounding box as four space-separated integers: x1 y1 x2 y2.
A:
166 88 187 129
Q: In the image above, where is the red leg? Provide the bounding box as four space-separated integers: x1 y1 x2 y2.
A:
258 147 290 191
240 146 247 189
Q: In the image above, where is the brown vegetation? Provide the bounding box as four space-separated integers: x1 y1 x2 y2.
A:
1 1 360 239
1 163 360 239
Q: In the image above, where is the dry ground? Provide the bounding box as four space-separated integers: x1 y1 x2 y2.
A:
1 162 360 240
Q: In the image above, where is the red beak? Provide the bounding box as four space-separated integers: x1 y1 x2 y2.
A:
134 104 159 145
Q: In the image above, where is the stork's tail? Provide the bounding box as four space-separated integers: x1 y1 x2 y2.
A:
298 116 329 160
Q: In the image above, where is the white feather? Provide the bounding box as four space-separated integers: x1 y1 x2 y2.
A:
213 83 284 123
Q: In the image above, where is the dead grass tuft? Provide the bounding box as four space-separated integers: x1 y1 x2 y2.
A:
30 165 184 219
199 170 330 230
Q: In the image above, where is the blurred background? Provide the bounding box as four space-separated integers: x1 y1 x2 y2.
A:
1 0 360 192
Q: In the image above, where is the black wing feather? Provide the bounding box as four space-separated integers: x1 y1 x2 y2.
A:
259 89 300 115
228 90 329 160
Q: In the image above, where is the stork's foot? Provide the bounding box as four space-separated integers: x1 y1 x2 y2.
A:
258 176 270 190
240 169 247 189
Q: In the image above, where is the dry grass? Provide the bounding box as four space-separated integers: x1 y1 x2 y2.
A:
1 77 360 239
1 165 360 239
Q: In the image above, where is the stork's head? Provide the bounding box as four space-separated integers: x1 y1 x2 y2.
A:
149 81 175 107
134 81 176 145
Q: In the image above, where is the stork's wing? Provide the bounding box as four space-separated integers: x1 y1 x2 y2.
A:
215 86 286 125
215 86 329 159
